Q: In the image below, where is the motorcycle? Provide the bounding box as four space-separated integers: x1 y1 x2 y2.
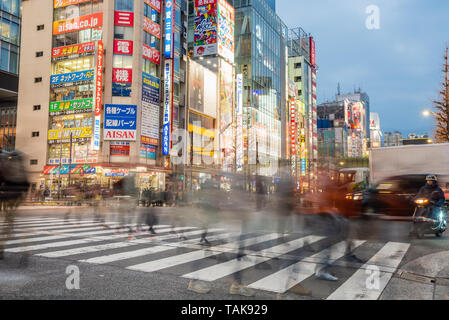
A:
410 197 447 238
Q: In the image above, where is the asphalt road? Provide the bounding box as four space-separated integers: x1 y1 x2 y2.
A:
1 206 449 300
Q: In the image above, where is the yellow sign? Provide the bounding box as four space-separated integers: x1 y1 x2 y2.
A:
48 127 92 140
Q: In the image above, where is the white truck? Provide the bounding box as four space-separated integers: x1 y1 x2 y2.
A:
369 143 449 197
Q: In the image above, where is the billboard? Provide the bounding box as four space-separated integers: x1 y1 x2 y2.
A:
141 74 160 146
140 144 157 160
162 60 172 155
112 68 132 83
143 16 161 39
48 127 92 142
309 37 316 67
110 142 130 157
44 164 95 175
93 40 103 151
194 0 218 57
114 11 134 26
219 60 233 131
188 59 217 118
142 44 161 65
52 41 95 61
104 104 137 141
53 12 103 35
113 40 133 55
51 70 95 87
164 0 174 59
217 0 234 62
49 98 93 115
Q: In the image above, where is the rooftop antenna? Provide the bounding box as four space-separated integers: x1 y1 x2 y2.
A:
337 83 341 96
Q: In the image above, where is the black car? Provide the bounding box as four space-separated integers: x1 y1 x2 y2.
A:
360 174 447 219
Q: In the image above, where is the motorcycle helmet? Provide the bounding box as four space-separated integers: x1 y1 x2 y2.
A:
426 175 438 182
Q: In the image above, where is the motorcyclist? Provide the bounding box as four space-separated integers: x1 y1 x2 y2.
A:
414 175 445 218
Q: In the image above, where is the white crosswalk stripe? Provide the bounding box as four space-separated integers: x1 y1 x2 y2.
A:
0 218 412 299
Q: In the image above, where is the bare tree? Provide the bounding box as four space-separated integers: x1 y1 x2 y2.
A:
433 45 449 143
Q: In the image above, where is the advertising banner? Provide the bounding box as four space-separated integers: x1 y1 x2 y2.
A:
310 37 316 67
144 0 161 12
162 60 172 155
52 41 95 61
110 142 130 157
291 99 296 169
93 40 103 151
142 73 160 145
112 68 132 83
236 74 243 171
219 60 233 132
54 0 91 9
48 127 92 141
142 72 160 104
113 40 133 55
104 104 137 141
164 0 174 58
53 12 103 35
142 136 159 145
142 44 161 65
44 164 95 175
51 69 95 87
188 59 217 118
217 0 234 62
105 169 128 177
114 11 134 26
194 0 218 57
140 144 157 160
49 98 93 115
143 16 161 39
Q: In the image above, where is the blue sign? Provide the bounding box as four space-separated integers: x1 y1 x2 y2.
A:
142 72 160 104
51 70 95 85
301 158 306 175
104 104 137 130
164 0 173 59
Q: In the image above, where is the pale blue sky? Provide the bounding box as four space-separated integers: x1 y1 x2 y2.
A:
277 0 449 137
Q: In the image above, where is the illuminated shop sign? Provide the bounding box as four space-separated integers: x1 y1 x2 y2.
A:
114 11 134 26
162 60 172 155
53 0 91 9
93 40 103 151
53 12 103 35
113 40 133 55
142 44 161 65
112 68 132 83
51 69 95 87
143 16 161 39
49 98 93 115
164 0 174 58
52 41 96 61
103 104 137 141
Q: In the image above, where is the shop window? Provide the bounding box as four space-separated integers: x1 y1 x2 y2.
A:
30 159 38 165
33 105 41 111
37 24 44 31
52 56 95 74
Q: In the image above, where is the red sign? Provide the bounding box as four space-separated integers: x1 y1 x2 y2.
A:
195 0 216 6
53 12 103 35
112 68 132 83
54 0 91 9
95 41 104 118
144 0 161 12
114 11 134 26
52 41 95 58
142 44 161 65
143 16 161 39
113 40 133 55
291 100 296 156
141 136 159 146
110 144 130 156
310 37 316 67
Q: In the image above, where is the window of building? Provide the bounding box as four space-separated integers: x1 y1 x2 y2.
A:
115 0 134 12
144 4 160 24
34 77 42 83
52 56 95 74
294 76 302 82
37 24 44 31
33 105 41 111
30 159 38 165
32 131 39 137
143 31 160 51
294 62 301 69
298 89 302 96
0 41 8 71
114 26 133 41
50 83 94 102
36 51 43 57
142 58 158 77
112 83 132 97
113 55 133 69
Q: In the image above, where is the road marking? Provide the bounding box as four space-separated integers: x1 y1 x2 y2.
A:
37 227 204 258
327 242 410 300
78 231 233 264
248 240 366 293
14 221 120 232
0 219 77 227
182 235 324 282
127 233 283 273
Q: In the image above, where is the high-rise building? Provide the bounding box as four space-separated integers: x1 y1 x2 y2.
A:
0 0 21 152
287 27 317 191
16 0 189 194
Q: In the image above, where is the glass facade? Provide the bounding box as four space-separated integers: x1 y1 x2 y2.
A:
0 0 20 74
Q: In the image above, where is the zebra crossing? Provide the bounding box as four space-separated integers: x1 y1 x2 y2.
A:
0 216 412 300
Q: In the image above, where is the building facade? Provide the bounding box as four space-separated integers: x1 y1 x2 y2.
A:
0 0 21 152
383 131 402 147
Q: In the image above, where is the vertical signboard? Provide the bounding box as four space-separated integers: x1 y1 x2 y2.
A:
220 60 233 132
194 0 218 57
92 40 103 151
217 0 234 62
164 0 174 59
162 60 172 156
141 73 160 147
236 74 243 171
291 99 296 174
310 37 316 67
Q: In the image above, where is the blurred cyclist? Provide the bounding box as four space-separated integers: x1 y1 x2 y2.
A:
414 175 445 218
